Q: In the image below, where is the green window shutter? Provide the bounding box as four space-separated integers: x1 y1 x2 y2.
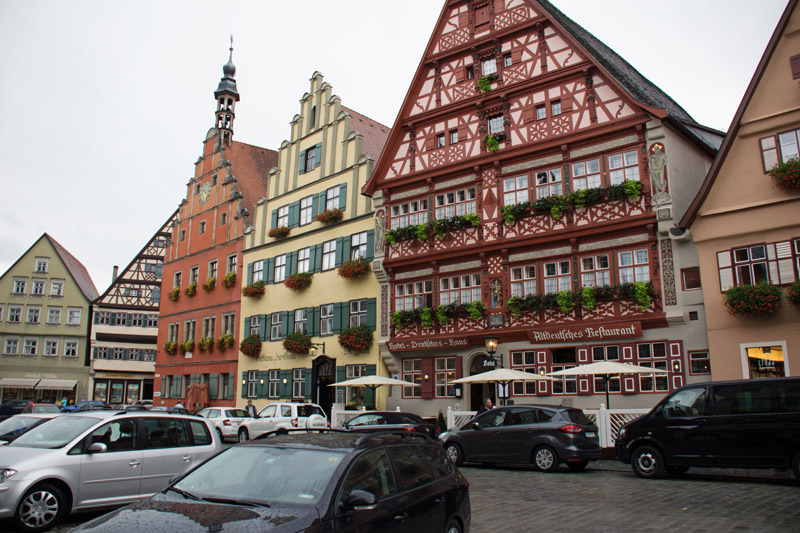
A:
209 374 219 400
314 243 323 271
308 246 318 274
287 251 297 276
364 365 377 407
366 298 377 330
307 307 319 336
365 230 375 261
280 370 292 398
288 202 300 229
161 376 166 399
341 237 351 264
304 371 312 400
280 311 289 337
338 182 347 210
286 311 295 335
311 193 320 218
313 143 322 169
299 149 307 174
265 258 274 284
244 317 251 337
241 372 248 398
334 237 345 267
265 314 272 339
339 302 351 331
258 371 268 398
332 302 346 333
247 263 253 285
271 209 279 229
259 314 267 341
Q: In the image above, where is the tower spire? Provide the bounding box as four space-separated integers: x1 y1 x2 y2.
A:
214 35 239 147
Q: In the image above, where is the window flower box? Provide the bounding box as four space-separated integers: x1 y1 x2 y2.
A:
198 337 215 353
338 325 373 354
315 208 344 225
268 226 291 240
769 158 800 192
185 282 197 297
242 281 265 298
221 271 237 288
203 277 216 292
724 283 782 318
284 272 313 292
788 280 800 307
240 335 262 359
338 257 370 280
180 339 195 354
168 287 180 302
216 334 235 350
164 341 177 355
283 332 312 355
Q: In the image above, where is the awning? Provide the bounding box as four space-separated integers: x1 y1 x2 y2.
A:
0 378 40 389
35 379 78 390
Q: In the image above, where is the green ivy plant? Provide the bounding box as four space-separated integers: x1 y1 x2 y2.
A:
484 134 500 152
556 291 576 314
420 307 434 328
478 75 494 93
580 286 597 311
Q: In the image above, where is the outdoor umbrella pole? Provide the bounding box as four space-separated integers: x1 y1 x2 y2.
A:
603 374 610 408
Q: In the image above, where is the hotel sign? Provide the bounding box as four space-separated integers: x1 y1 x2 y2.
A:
527 322 642 344
387 338 471 352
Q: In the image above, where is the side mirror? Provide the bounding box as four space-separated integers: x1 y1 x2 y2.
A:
471 421 480 430
343 489 376 511
87 442 107 454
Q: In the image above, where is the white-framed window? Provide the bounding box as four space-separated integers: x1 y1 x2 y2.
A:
227 254 237 274
572 158 601 191
8 306 21 323
292 369 306 399
202 316 216 338
27 306 40 324
50 280 64 297
402 359 422 398
481 56 496 76
115 313 127 326
637 342 668 392
93 347 108 359
146 315 158 327
190 266 199 283
198 221 206 234
503 176 529 205
689 351 711 375
543 260 571 294
450 129 459 144
732 245 769 285
23 338 38 356
592 345 620 362
760 129 800 171
581 255 610 287
268 369 281 398
510 265 536 298
173 271 182 289
167 323 179 343
35 258 49 273
435 357 456 398
435 187 477 218
345 364 367 406
619 249 649 283
67 308 82 326
297 247 310 274
13 278 26 294
551 100 562 117
681 267 702 291
222 313 235 335
208 260 218 280
4 337 19 355
277 205 289 227
43 338 58 355
247 370 258 398
511 351 539 395
32 279 45 296
394 281 433 311
325 186 340 210
349 299 368 327
351 232 368 260
488 113 504 135
320 304 334 336
183 319 196 342
249 315 261 337
274 255 286 283
439 273 481 305
390 199 428 229
322 240 336 271
436 133 445 148
294 309 307 334
300 195 313 225
534 168 562 199
741 341 787 379
536 105 546 120
270 313 283 340
608 150 640 185
252 261 263 283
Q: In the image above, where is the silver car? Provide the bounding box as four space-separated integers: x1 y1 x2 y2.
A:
197 407 252 442
0 410 221 532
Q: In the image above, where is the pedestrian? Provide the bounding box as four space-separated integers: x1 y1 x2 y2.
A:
476 398 493 415
175 401 185 409
61 397 68 408
245 400 257 417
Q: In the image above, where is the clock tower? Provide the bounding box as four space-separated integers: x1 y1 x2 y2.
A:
214 37 239 147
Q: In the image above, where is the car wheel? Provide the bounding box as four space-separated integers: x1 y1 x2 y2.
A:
665 465 689 476
444 518 463 533
791 451 800 481
567 461 589 472
533 445 559 472
238 427 249 442
14 483 67 533
631 445 665 479
445 443 464 466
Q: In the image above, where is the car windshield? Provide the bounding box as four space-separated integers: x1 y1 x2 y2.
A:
225 409 250 418
174 445 345 506
562 409 593 425
297 405 324 417
9 415 102 448
0 416 44 441
33 405 61 413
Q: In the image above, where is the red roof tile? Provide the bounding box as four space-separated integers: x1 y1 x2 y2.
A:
228 140 279 221
341 106 390 162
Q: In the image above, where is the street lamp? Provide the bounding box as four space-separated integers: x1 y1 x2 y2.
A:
309 342 326 356
484 336 499 356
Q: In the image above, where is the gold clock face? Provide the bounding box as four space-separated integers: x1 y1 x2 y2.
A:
199 182 211 205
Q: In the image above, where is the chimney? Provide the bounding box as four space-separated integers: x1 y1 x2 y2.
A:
112 265 119 283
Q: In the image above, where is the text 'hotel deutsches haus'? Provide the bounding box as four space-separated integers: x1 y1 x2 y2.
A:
362 0 724 414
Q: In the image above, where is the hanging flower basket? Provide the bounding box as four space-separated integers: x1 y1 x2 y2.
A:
216 334 235 350
203 277 216 292
338 325 373 354
180 339 195 353
724 283 783 318
221 271 237 288
164 341 177 355
168 287 180 302
185 282 197 297
788 280 800 307
268 226 291 240
240 335 262 359
768 158 800 192
338 257 370 280
198 337 215 353
284 272 313 292
315 208 344 225
242 281 265 298
283 332 312 355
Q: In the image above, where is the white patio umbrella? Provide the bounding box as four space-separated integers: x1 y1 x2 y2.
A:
328 375 418 394
451 368 555 406
547 361 669 408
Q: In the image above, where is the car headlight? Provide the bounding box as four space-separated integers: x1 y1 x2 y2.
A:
439 432 450 440
0 469 18 482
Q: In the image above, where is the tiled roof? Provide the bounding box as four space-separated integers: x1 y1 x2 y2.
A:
228 140 279 221
342 106 390 162
46 233 99 301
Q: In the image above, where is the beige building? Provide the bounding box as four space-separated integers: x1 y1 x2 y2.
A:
681 0 800 380
240 73 388 417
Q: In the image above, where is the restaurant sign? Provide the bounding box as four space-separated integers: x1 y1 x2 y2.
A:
527 322 642 344
387 337 471 352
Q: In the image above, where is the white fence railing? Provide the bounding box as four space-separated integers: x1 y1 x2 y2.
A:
445 405 649 449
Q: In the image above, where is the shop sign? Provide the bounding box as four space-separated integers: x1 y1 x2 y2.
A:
479 356 499 369
387 338 470 352
528 322 642 344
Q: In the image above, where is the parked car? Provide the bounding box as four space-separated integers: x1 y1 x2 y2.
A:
0 410 221 531
238 402 328 442
60 400 107 413
20 404 61 414
439 405 601 472
339 411 438 437
146 406 192 415
616 377 800 480
0 401 33 421
72 430 471 532
0 414 60 445
197 407 253 441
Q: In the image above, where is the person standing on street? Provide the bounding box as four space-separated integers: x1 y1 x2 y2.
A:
245 400 257 417
477 398 493 415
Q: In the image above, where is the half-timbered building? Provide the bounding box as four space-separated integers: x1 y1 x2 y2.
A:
364 0 723 415
89 210 177 405
154 46 278 410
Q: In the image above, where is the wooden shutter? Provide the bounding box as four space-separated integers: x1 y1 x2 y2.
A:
298 149 307 174
280 311 289 337
265 258 275 284
241 372 248 398
474 5 489 25
717 251 734 291
424 136 435 151
522 107 535 123
286 311 295 336
365 364 377 407
334 237 346 267
246 263 253 285
271 209 278 229
336 366 346 400
495 0 505 12
791 54 800 79
280 370 292 398
339 183 348 210
333 302 348 333
366 230 375 261
313 143 322 169
311 193 320 218
455 68 466 83
308 245 318 274
304 371 312 400
561 95 573 112
457 125 468 142
258 315 267 341
209 374 218 400
307 307 319 336
258 371 268 398
421 358 435 399
265 314 272 340
366 298 377 330
288 201 300 228
287 251 297 276
458 11 468 27
244 317 251 338
313 243 323 272
161 376 166 399
511 47 522 63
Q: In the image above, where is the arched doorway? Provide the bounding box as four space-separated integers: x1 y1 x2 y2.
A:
468 353 499 411
311 355 335 419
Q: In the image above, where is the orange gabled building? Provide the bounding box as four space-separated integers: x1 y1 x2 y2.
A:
154 47 277 409
363 0 723 415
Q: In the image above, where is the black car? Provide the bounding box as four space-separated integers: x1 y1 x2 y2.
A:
439 405 601 472
0 400 32 421
73 429 470 532
339 411 438 437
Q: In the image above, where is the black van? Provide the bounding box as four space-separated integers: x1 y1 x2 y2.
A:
615 377 800 479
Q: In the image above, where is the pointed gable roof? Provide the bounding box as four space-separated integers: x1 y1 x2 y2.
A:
45 234 99 301
680 0 798 228
342 106 390 162
228 140 279 219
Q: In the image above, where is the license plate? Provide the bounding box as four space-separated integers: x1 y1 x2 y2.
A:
585 431 596 438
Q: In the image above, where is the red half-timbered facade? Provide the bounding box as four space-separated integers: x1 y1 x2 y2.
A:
154 48 277 410
364 0 723 414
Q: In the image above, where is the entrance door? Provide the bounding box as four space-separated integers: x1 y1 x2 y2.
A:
469 355 497 410
312 356 335 419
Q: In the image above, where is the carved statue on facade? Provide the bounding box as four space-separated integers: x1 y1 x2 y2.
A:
649 143 670 205
491 278 503 308
374 210 386 255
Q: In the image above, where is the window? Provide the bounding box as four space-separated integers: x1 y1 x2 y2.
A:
23 338 37 356
439 273 481 305
637 342 668 391
294 309 307 334
325 186 340 210
450 130 459 144
503 53 512 67
608 150 640 185
689 351 711 375
619 249 650 283
300 195 313 225
50 280 63 296
227 254 237 274
303 144 320 172
592 345 620 362
67 308 81 326
482 57 497 76
435 357 456 398
488 114 503 135
115 312 127 326
503 175 529 205
168 323 179 343
222 313 235 335
390 199 428 229
94 347 108 359
35 258 48 273
27 306 40 324
536 105 546 120
346 364 367 406
349 299 368 327
209 260 218 280
113 348 125 360
745 343 786 378
32 280 45 296
403 359 422 398
190 266 199 284
435 187 477 218
550 348 577 394
202 316 216 338
322 240 336 271
147 314 158 327
682 267 701 291
511 351 540 395
340 449 397 504
292 369 305 399
198 221 206 234
247 370 258 398
8 306 21 323
268 369 280 398
277 205 289 227
544 260 571 294
297 247 310 273
183 319 196 342
180 229 186 242
249 315 261 337
551 100 562 117
270 312 283 340
173 271 182 289
761 128 800 171
572 158 601 191
534 168 562 199
220 212 227 226
4 338 19 355
733 245 768 285
436 133 445 147
252 261 263 283
394 281 433 311
320 304 334 336
274 255 286 283
466 65 475 79
581 255 610 287
510 265 536 298
351 232 368 260
13 278 26 294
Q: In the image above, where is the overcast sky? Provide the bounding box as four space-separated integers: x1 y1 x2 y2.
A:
0 0 788 292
